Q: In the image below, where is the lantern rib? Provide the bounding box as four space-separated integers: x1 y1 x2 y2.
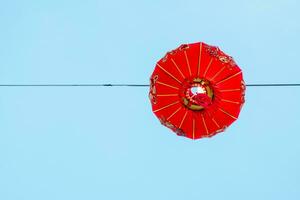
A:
192 119 195 139
171 58 185 79
206 109 221 129
218 108 238 120
179 111 188 128
219 89 241 92
215 71 242 86
167 107 181 121
153 101 179 113
201 114 209 135
157 63 182 84
221 99 241 104
156 81 179 90
203 58 213 77
184 51 192 76
157 94 178 97
197 43 202 76
212 117 220 128
214 94 241 105
210 66 226 81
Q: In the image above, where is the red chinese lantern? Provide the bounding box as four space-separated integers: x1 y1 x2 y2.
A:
149 42 245 139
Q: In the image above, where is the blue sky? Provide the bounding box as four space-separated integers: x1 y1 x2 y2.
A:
0 0 300 199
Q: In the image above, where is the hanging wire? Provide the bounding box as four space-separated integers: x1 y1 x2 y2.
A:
0 84 149 87
0 83 300 87
246 83 300 87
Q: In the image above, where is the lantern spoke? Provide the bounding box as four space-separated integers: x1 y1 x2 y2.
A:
156 81 179 90
157 94 178 97
157 63 182 84
219 88 241 92
167 107 181 121
221 99 240 104
197 43 202 76
192 118 195 139
184 51 192 76
215 71 242 86
210 66 226 81
201 114 209 135
179 111 188 128
206 109 221 129
203 58 213 77
153 101 179 113
212 117 220 128
171 58 185 79
218 108 237 119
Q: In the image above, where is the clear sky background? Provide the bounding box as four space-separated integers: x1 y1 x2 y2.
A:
1 0 300 199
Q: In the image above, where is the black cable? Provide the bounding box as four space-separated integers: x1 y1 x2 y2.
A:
0 84 149 87
246 83 300 87
0 83 300 87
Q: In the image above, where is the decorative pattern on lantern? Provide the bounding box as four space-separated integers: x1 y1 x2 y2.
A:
149 42 245 139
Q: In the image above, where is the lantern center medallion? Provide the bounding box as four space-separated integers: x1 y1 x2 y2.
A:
181 78 214 111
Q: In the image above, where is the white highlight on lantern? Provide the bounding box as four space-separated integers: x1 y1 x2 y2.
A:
191 86 206 95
